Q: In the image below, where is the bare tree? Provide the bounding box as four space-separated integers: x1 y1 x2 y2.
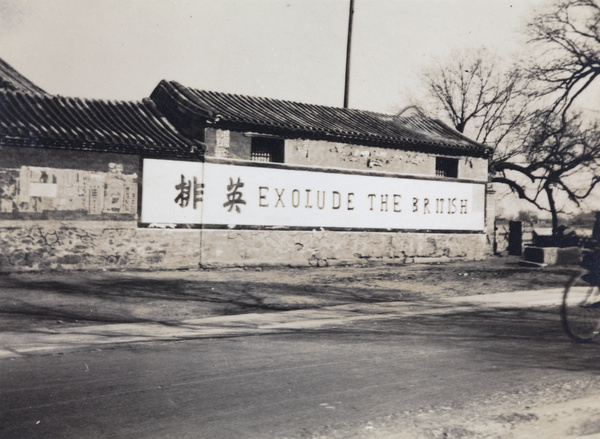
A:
493 112 600 231
418 45 600 232
528 0 600 115
421 48 527 143
420 48 530 166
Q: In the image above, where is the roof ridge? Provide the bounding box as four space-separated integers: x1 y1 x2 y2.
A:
0 57 47 94
163 80 393 118
1 87 151 108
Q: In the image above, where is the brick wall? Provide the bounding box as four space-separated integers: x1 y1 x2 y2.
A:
203 128 488 181
0 144 491 272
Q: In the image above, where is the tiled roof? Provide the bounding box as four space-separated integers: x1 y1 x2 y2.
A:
151 80 491 158
0 89 202 159
0 58 47 94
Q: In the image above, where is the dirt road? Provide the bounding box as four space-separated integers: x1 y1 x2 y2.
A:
0 256 576 332
2 256 598 438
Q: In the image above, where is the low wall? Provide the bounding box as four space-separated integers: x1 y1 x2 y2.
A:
197 229 487 267
0 221 201 272
0 221 488 272
522 246 582 266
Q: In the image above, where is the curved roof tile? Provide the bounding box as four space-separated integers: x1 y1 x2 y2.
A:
151 80 491 158
0 89 201 159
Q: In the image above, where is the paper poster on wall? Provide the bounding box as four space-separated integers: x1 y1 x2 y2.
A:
141 159 486 231
0 164 137 218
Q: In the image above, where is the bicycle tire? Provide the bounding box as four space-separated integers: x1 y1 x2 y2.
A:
561 270 600 342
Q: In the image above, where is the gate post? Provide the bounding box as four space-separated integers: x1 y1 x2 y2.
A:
508 221 522 256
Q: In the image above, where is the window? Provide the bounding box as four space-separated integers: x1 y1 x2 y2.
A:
435 157 458 178
251 137 284 163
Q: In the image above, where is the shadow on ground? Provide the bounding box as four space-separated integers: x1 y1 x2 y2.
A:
300 306 600 373
0 257 576 332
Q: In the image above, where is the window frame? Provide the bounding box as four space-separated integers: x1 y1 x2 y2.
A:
435 156 459 178
250 136 285 163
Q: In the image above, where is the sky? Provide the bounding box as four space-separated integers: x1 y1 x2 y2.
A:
0 0 551 113
0 0 597 217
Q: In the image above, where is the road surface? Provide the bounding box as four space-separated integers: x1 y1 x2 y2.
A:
2 301 600 438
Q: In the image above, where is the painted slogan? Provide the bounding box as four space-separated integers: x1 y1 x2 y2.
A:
141 159 485 231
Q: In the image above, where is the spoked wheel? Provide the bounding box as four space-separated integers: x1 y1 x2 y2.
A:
561 270 600 342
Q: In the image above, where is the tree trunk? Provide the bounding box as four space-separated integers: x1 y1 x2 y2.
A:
545 186 559 234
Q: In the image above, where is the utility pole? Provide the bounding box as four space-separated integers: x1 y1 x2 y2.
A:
343 0 355 109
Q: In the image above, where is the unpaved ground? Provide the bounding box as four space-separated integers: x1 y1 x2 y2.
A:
348 377 600 439
2 256 597 439
306 306 600 439
0 256 575 332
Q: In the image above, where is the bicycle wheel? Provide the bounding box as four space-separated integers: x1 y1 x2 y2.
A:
561 271 600 342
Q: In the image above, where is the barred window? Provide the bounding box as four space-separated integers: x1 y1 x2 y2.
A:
435 157 458 178
251 137 284 163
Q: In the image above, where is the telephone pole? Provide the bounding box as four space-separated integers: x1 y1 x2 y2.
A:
343 0 355 108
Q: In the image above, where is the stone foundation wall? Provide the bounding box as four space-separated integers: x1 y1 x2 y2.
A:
199 229 487 267
0 221 201 272
0 221 487 272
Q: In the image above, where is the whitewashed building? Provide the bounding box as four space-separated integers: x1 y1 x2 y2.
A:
0 60 493 271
